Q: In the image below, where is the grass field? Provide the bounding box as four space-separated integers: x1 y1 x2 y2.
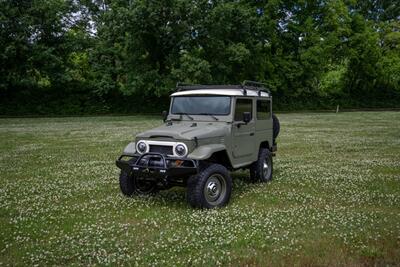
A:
0 112 399 266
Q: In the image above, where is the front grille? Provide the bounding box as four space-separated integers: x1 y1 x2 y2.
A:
149 145 173 155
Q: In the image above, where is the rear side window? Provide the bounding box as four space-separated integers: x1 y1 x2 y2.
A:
257 100 271 120
234 99 253 121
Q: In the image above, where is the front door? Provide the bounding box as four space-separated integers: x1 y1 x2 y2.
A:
232 98 256 162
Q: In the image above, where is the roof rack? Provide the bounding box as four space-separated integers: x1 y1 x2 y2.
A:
242 80 271 96
175 80 270 96
176 84 248 96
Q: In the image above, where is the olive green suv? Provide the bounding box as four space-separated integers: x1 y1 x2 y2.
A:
116 81 280 208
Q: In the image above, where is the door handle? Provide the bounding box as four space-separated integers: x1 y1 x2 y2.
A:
250 133 254 136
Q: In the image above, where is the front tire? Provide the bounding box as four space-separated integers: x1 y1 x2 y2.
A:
119 171 158 196
187 164 232 208
250 148 273 182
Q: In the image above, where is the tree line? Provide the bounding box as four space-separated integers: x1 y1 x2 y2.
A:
1 0 399 115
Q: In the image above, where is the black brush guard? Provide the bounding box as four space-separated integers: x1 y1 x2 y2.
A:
116 152 198 185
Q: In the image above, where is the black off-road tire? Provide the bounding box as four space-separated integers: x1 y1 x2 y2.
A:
119 171 158 196
272 113 280 141
187 164 232 209
250 148 273 183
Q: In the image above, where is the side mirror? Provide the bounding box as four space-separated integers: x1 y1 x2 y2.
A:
243 112 251 124
162 110 168 122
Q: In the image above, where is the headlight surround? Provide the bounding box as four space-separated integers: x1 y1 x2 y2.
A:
136 141 147 154
174 143 187 157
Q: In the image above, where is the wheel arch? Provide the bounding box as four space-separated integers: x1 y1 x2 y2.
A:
187 144 233 170
259 140 272 151
207 150 233 170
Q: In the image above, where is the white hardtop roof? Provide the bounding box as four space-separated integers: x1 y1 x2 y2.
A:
171 89 270 97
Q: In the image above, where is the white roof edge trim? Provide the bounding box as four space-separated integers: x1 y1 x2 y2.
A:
171 89 270 97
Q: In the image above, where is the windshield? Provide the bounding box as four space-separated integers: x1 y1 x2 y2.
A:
171 96 231 115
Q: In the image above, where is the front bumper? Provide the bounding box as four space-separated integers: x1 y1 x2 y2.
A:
116 152 198 185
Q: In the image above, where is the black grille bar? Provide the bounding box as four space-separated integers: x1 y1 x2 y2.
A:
149 145 173 155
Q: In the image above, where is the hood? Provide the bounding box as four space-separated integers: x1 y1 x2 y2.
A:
137 121 229 140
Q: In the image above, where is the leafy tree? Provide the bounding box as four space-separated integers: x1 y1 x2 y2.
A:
1 0 399 114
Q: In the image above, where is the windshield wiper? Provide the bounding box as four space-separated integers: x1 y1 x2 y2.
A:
198 113 219 121
175 112 194 120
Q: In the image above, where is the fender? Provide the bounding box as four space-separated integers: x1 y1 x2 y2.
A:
187 144 226 160
123 142 136 155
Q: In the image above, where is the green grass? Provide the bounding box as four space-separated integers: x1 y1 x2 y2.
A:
0 112 399 266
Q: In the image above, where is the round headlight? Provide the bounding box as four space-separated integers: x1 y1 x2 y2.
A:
175 144 187 157
137 141 147 154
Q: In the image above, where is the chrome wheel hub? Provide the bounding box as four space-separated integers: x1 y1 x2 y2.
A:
207 181 219 197
204 174 226 205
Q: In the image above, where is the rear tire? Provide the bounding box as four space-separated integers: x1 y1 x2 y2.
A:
272 113 280 142
250 148 273 183
119 171 158 196
187 164 232 208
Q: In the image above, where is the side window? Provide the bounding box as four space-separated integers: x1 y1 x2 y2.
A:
257 99 271 120
234 99 253 121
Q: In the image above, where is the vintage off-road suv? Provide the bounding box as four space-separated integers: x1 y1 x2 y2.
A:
116 81 280 208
